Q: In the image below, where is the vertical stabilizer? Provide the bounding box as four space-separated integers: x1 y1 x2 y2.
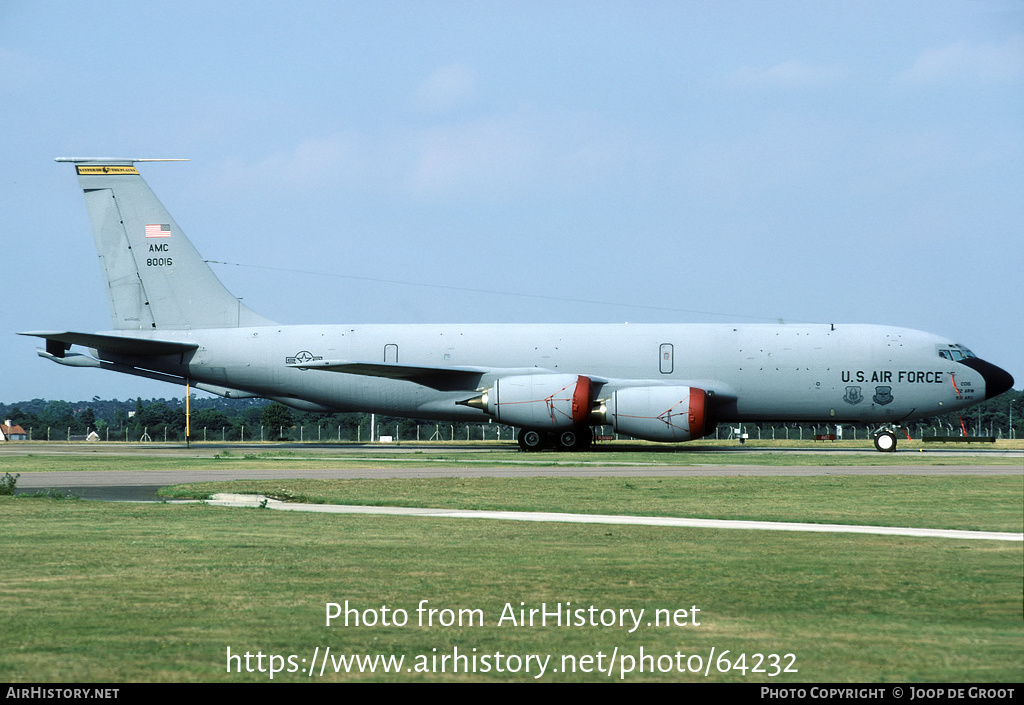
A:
56 158 274 330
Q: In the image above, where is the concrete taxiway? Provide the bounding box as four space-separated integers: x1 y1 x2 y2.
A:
12 462 1024 500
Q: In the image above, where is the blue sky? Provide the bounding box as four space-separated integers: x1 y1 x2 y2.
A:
2 1 1022 403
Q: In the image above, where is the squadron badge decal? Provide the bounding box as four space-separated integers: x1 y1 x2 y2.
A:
873 386 894 406
843 386 863 405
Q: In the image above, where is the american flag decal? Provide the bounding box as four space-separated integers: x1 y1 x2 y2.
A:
145 224 171 238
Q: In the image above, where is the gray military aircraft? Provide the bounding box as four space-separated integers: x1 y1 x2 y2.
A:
22 158 1014 452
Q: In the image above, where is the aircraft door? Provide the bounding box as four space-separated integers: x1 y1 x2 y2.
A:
659 343 674 374
384 344 398 363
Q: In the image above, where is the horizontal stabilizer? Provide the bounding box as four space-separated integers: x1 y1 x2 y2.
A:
19 331 197 357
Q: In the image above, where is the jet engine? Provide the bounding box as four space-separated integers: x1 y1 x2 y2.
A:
462 373 592 429
597 386 709 442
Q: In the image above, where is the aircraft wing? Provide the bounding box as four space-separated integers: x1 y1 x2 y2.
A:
289 359 492 381
19 331 198 357
291 359 617 392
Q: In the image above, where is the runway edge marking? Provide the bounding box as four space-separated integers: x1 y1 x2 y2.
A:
207 494 1023 542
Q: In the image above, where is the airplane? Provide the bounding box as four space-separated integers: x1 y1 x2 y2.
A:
21 158 1014 453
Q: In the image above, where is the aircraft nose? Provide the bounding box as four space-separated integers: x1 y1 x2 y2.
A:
959 357 1015 399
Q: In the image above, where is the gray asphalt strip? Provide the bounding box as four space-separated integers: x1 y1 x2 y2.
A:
206 494 1024 542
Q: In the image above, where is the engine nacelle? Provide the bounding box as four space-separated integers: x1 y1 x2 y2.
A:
601 386 709 442
474 373 593 430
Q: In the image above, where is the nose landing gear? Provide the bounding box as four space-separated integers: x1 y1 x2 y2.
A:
872 429 898 452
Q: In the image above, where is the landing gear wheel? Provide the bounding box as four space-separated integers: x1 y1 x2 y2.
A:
557 430 579 451
556 426 593 452
873 430 897 453
518 428 546 452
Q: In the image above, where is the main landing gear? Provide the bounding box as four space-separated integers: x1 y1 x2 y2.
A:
517 427 594 452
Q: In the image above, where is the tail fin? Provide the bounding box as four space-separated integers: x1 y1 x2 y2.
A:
56 158 274 330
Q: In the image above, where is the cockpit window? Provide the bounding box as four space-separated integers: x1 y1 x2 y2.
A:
939 345 976 362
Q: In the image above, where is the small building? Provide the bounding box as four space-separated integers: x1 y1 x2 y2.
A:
1 420 28 441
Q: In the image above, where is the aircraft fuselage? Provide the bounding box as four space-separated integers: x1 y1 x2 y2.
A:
90 322 990 425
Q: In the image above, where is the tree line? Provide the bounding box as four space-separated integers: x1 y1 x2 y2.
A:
0 396 507 442
1 389 1021 442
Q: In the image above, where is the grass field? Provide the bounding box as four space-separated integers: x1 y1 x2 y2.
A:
1 446 1021 682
